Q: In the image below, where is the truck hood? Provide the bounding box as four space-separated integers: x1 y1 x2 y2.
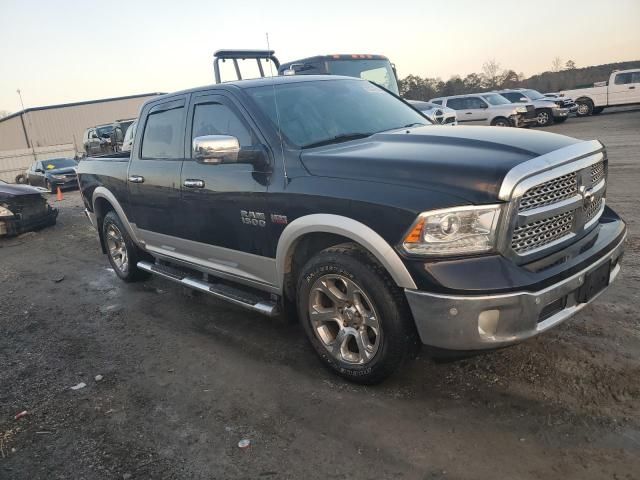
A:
300 126 581 204
46 167 77 176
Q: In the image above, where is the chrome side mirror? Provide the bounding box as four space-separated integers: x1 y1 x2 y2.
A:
193 135 240 164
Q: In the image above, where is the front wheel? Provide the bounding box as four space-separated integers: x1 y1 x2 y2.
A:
536 109 554 127
297 243 419 384
102 211 150 282
576 99 593 117
491 117 511 127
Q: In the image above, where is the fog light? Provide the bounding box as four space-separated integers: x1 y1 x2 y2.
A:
478 309 500 337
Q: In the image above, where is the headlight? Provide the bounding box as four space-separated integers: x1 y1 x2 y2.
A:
516 106 527 113
402 205 502 256
51 174 66 180
0 205 14 217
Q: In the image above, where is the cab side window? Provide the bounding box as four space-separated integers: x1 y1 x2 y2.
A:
466 97 487 109
446 98 466 110
192 102 256 148
141 107 185 159
614 73 632 85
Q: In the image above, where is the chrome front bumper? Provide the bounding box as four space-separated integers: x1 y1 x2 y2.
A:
405 233 625 351
553 107 570 118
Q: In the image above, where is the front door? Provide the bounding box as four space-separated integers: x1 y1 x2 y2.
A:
127 97 187 247
446 97 488 124
177 92 273 287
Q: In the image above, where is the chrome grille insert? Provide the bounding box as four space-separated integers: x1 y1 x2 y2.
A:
518 172 578 212
512 211 574 254
591 161 605 185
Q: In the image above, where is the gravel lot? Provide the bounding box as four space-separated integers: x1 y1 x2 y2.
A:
1 109 639 480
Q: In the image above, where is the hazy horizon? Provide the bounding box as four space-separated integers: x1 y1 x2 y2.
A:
1 0 639 113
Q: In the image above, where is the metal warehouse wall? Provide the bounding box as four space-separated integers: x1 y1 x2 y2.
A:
0 94 160 153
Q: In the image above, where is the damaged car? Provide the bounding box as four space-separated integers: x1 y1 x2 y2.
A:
0 180 58 237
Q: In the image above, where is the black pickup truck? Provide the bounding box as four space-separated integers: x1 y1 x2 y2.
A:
78 75 626 384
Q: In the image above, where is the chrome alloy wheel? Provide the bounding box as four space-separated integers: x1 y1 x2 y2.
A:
537 111 550 125
308 274 381 365
577 103 590 115
105 223 129 274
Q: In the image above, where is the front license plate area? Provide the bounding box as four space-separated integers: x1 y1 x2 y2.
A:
577 261 610 303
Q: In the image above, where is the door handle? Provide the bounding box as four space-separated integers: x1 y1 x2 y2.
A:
630 86 636 89
183 179 205 188
128 175 144 183
465 112 473 115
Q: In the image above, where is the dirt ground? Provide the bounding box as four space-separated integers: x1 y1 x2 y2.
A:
1 109 639 480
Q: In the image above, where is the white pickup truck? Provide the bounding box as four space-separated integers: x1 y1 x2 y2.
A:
560 69 640 116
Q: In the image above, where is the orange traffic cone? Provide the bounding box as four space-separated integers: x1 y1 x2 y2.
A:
56 186 64 201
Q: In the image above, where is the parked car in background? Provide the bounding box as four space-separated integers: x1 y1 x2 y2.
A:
560 69 640 116
497 88 572 126
83 125 115 156
430 93 536 127
121 120 138 152
26 157 78 193
542 92 579 113
407 101 457 125
0 179 58 237
78 75 625 383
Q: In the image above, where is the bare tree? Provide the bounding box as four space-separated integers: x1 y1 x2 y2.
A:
551 57 563 72
0 109 11 119
565 59 576 70
481 59 502 89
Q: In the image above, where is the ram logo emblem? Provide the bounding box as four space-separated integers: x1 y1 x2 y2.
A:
241 210 266 227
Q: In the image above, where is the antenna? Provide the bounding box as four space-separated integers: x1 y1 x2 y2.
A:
266 33 288 183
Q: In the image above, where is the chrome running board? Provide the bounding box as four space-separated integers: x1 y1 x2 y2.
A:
137 261 279 317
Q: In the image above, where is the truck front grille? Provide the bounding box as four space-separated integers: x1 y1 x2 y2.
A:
518 172 578 211
512 211 575 254
510 159 606 256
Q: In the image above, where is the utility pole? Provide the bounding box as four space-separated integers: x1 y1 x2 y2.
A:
17 89 37 160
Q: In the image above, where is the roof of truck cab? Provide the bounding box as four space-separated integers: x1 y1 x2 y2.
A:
150 75 362 100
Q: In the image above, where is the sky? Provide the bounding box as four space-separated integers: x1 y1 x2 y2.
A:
0 0 639 113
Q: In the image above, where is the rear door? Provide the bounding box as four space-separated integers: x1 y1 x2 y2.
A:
126 96 187 246
609 71 640 105
447 97 487 124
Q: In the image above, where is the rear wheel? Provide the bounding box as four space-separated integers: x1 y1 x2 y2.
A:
536 109 554 127
102 211 150 282
297 243 419 384
491 117 511 127
576 99 593 117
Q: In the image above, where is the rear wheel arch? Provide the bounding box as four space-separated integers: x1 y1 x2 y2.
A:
92 187 143 253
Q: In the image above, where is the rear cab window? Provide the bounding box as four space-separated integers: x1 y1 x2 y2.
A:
141 100 185 159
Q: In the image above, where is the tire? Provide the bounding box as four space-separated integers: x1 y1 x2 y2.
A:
576 99 593 117
102 210 150 282
490 117 511 127
535 109 554 127
554 117 568 123
297 243 419 384
592 107 604 115
45 179 55 194
15 174 26 184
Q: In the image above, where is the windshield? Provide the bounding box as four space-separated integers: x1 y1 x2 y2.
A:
482 94 512 105
325 59 399 94
523 89 545 100
246 79 429 149
42 158 77 170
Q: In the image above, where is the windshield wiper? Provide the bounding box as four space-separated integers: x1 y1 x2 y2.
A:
301 132 374 149
401 122 427 128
